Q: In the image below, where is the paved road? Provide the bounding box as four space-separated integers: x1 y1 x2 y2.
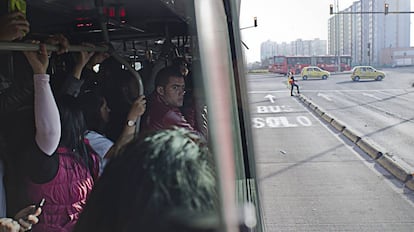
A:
247 70 414 231
293 68 414 174
249 68 414 172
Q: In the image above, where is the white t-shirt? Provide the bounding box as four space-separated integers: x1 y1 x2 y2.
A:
85 131 114 175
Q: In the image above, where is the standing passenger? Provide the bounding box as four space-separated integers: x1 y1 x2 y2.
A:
0 15 47 229
23 94 100 232
22 44 99 232
0 11 33 218
79 90 146 175
100 58 141 141
142 66 199 135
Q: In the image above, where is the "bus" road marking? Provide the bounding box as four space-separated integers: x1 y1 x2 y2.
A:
257 105 293 113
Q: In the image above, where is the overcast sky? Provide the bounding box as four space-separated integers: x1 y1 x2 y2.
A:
239 0 414 63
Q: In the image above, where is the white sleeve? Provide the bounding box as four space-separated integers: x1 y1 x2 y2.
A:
34 74 61 155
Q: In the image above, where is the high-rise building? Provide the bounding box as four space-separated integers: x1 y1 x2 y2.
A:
328 0 411 66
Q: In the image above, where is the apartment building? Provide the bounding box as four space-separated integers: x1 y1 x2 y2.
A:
328 0 411 67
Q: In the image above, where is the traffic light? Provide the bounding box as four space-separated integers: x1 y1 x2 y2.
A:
254 17 257 27
384 3 389 15
330 4 333 15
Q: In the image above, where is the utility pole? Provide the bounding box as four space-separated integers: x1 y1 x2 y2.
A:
335 0 340 72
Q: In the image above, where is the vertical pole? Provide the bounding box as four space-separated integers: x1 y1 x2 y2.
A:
336 0 340 72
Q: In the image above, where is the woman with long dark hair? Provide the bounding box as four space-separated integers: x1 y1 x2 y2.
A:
23 94 100 232
79 90 145 175
22 43 100 232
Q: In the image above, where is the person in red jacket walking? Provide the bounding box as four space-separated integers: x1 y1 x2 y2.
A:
288 72 300 96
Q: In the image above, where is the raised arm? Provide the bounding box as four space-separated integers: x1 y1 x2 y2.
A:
105 95 146 159
23 43 61 155
60 43 96 97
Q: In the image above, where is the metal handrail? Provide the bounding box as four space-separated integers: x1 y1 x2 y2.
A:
0 40 144 137
0 42 108 52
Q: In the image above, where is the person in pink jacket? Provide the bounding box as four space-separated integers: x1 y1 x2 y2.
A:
22 41 99 232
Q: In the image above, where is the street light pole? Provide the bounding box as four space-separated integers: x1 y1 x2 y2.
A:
335 0 340 72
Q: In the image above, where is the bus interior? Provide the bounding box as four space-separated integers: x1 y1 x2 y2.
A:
0 0 263 231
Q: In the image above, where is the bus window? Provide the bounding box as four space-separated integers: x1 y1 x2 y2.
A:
0 0 263 231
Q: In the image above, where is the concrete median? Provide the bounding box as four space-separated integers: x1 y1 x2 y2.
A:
300 96 312 106
315 107 324 116
404 177 414 191
376 153 413 183
309 104 317 111
330 119 346 132
321 113 333 123
356 138 383 159
342 128 361 143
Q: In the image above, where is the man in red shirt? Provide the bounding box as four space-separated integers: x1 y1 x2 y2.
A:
142 66 198 134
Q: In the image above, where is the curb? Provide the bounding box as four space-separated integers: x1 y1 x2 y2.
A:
376 154 413 183
405 178 414 190
314 107 324 116
342 128 360 143
298 94 414 191
321 113 333 123
331 119 345 132
356 138 383 159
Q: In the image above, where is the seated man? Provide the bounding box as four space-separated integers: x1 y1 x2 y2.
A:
142 66 198 134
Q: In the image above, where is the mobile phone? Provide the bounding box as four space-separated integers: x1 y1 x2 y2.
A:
34 198 45 210
8 0 26 15
23 198 45 221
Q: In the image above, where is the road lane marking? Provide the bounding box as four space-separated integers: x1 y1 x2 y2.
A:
248 89 414 94
362 93 382 100
317 93 333 101
375 90 413 102
264 94 276 103
295 97 414 205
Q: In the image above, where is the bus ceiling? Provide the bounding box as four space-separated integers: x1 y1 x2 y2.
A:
0 0 196 64
27 0 189 43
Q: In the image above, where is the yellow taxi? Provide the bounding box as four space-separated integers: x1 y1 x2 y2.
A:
351 66 385 81
300 66 330 80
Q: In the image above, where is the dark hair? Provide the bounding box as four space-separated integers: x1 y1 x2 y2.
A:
172 57 188 68
78 90 106 134
102 67 138 110
154 66 184 88
57 95 93 171
74 128 218 232
101 67 139 141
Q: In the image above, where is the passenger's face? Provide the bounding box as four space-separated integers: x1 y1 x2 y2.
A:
159 76 185 107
